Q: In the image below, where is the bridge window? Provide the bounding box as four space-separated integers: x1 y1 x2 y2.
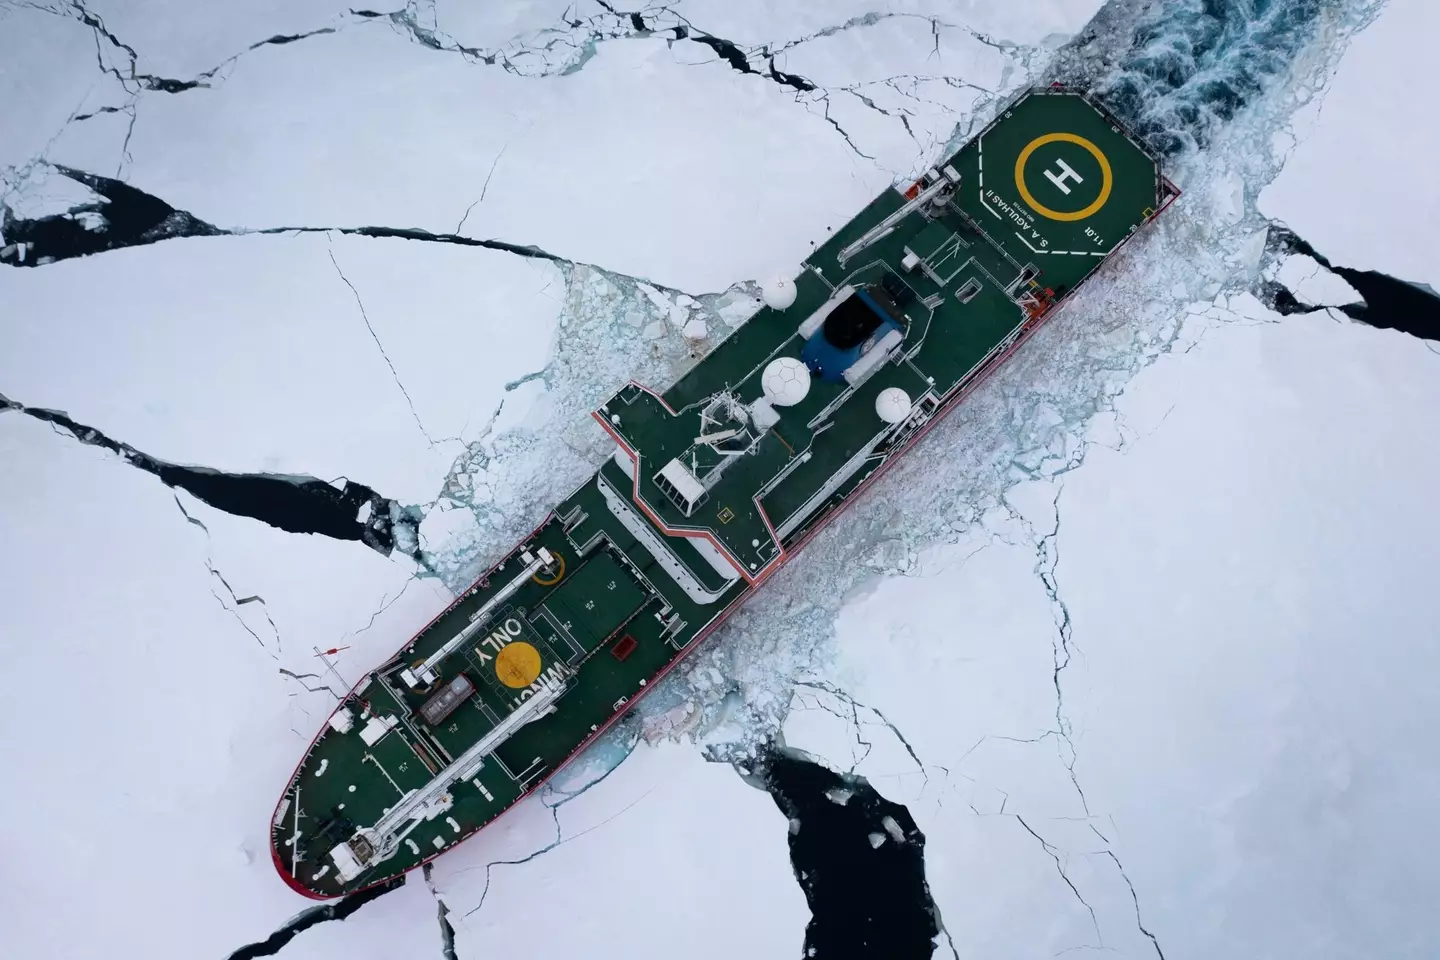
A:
654 458 708 516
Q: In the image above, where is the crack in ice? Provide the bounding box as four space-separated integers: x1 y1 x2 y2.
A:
1101 849 1168 960
223 881 404 959
0 388 426 560
1015 814 1102 946
342 573 423 645
63 0 210 95
421 864 459 960
0 163 579 271
277 666 341 698
327 245 437 447
454 145 506 235
1029 484 1093 818
811 98 879 162
454 737 645 920
172 493 285 660
1262 224 1440 343
793 678 936 780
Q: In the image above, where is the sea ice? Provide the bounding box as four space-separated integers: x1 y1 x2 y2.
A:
1259 0 1440 286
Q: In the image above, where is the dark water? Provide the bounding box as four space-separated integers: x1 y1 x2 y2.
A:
0 392 424 559
753 745 941 960
225 877 403 960
1264 226 1440 342
0 166 560 268
0 165 223 266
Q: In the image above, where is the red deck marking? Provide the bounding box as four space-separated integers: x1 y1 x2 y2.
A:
611 635 638 661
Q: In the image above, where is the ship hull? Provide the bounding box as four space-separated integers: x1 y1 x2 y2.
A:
272 84 1177 899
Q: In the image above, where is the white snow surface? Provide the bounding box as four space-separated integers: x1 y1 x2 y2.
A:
432 741 803 959
0 412 433 959
2 0 1099 294
83 29 885 294
1259 0 1440 287
3 0 1437 958
0 234 562 503
1270 252 1363 307
786 298 1440 958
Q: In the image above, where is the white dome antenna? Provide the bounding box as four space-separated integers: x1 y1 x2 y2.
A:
875 387 912 424
761 357 811 407
761 276 798 310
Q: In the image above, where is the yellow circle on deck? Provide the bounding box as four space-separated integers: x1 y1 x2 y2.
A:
1013 132 1113 222
495 641 543 688
532 551 565 586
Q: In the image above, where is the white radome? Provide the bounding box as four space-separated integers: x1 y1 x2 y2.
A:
761 356 811 406
761 276 798 310
875 387 912 424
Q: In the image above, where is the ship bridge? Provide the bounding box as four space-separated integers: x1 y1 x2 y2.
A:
594 272 927 583
595 90 1171 596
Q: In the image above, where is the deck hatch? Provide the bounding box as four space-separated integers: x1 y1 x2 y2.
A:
534 553 648 653
420 673 476 727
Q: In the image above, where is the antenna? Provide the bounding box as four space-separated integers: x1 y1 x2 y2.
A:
875 387 913 424
313 645 350 692
761 276 798 310
761 357 812 407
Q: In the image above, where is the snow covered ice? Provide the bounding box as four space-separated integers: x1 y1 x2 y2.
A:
1258 0 1440 288
4 0 1440 958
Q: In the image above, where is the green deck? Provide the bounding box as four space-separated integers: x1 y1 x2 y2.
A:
273 88 1174 898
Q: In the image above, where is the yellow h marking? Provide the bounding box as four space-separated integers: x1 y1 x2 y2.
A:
1015 133 1113 222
